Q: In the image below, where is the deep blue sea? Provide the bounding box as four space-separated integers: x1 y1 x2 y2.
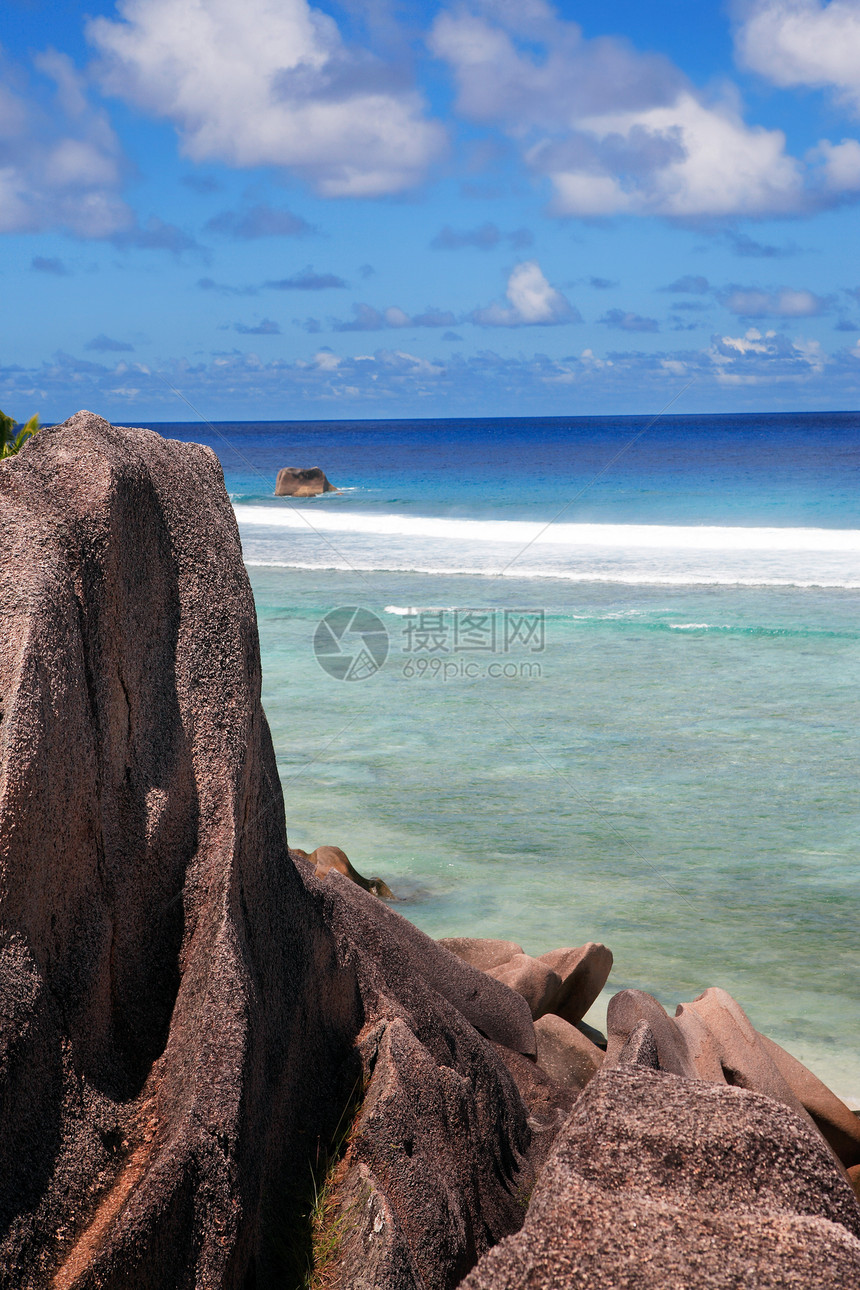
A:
148 413 860 1101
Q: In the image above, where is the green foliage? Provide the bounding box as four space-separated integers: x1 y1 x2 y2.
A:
0 410 40 459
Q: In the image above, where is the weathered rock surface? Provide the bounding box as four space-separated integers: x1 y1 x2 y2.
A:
607 985 860 1172
616 1018 660 1069
292 843 394 898
275 465 338 495
758 1030 860 1167
450 938 612 1027
486 953 562 1020
438 938 524 972
0 411 364 1288
460 1066 860 1289
296 870 538 1290
606 988 699 1078
0 414 537 1290
536 942 612 1025
533 1014 604 1093
306 870 536 1061
6 412 858 1290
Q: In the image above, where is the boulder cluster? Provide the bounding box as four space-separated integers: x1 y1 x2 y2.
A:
1 413 858 1289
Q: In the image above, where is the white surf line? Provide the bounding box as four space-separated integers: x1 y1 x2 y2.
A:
234 506 860 553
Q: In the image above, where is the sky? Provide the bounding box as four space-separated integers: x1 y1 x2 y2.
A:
3 0 860 422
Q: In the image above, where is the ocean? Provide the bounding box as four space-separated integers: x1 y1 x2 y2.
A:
149 413 860 1103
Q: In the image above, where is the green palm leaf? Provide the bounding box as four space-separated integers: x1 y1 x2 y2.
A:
0 410 40 459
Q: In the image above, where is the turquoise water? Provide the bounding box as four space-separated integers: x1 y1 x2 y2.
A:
253 568 860 1102
152 415 860 1102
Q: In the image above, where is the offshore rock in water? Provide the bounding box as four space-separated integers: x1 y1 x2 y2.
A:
275 464 338 495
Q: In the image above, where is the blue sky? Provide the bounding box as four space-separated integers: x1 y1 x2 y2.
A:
3 0 860 421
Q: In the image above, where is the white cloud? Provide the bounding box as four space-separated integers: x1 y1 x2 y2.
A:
718 327 777 355
545 91 803 217
0 51 130 236
87 0 445 197
709 326 829 377
734 0 860 111
471 261 580 326
719 286 830 316
810 136 860 188
332 303 458 330
431 1 860 215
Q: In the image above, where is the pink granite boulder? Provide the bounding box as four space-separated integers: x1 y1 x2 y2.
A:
460 1065 860 1290
486 953 562 1020
437 937 524 972
605 988 699 1077
533 1013 604 1093
537 942 613 1025
757 1031 860 1168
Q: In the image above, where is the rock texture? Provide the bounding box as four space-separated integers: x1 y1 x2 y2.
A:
758 1030 860 1167
486 953 562 1020
607 986 860 1171
438 938 524 972
443 938 612 1027
536 942 612 1025
0 412 365 1288
275 465 338 496
295 870 537 1290
461 1066 860 1289
4 412 858 1290
533 1014 604 1093
292 843 394 898
0 414 536 1290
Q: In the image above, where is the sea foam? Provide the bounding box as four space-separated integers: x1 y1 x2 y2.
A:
235 505 860 587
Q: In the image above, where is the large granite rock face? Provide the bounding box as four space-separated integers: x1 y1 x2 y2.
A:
0 411 365 1287
461 1066 860 1289
0 413 536 1290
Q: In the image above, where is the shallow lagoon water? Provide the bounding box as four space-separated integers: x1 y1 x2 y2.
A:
252 567 860 1103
